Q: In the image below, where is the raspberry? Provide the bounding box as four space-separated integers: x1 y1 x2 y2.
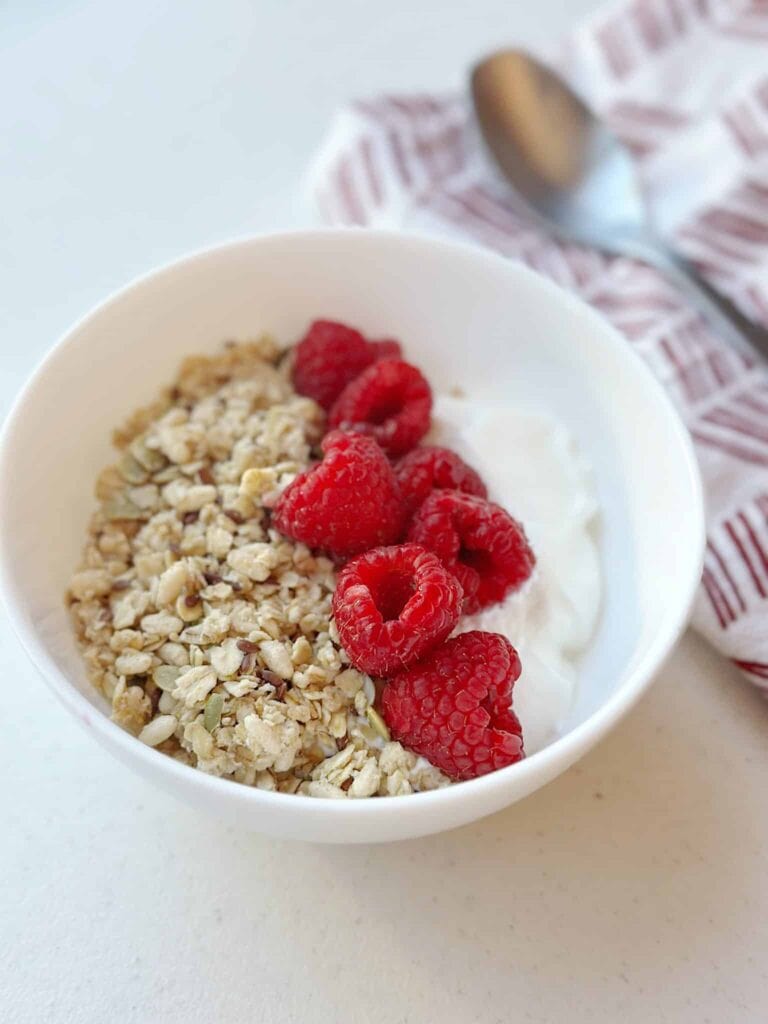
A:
394 445 487 520
407 491 535 613
328 359 432 457
332 543 463 676
368 338 402 361
291 321 405 411
292 320 373 411
380 631 524 780
273 431 403 558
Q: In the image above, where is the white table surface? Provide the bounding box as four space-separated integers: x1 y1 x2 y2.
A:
3 3 768 1022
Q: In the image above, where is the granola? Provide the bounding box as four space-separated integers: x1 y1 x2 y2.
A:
67 338 449 798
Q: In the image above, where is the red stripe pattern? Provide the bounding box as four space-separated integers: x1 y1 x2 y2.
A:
310 0 768 690
605 100 691 158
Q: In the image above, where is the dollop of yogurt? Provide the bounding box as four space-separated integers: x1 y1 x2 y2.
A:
429 396 602 754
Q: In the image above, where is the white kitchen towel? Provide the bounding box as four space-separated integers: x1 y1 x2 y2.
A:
308 0 768 687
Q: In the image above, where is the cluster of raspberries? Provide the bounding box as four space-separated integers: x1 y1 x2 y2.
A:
273 320 536 780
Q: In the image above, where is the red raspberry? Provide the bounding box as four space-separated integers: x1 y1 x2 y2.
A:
394 445 488 520
292 320 373 411
292 322 405 412
273 431 403 558
368 338 402 361
407 491 535 613
381 631 524 780
328 359 432 457
332 543 463 676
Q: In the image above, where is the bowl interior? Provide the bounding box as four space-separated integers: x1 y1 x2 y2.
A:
0 230 702 838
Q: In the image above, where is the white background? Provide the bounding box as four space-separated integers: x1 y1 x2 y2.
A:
3 2 768 1022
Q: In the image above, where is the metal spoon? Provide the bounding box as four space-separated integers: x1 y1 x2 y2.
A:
471 49 763 356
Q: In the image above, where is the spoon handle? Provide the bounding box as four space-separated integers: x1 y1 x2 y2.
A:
629 240 766 361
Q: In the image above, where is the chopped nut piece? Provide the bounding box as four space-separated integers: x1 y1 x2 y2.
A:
240 467 277 498
210 638 242 677
176 484 217 513
180 609 229 644
156 561 189 606
329 711 348 739
186 720 215 759
205 525 232 558
353 689 369 715
335 668 365 698
109 629 143 653
111 589 150 629
134 552 164 581
114 650 153 676
112 682 151 735
349 758 381 798
227 542 276 582
260 639 294 680
291 635 312 666
172 666 217 708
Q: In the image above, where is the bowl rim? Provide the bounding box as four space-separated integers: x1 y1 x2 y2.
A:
0 227 705 822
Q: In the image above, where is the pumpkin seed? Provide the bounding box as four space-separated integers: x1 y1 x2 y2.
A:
204 692 224 732
129 436 166 472
153 665 183 692
365 707 390 742
118 452 149 485
103 496 144 520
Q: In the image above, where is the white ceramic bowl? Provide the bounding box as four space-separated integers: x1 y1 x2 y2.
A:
0 230 704 843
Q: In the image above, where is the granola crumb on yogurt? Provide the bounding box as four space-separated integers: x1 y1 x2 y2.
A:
66 337 450 798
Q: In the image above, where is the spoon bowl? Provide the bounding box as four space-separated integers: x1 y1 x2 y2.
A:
471 49 760 357
471 50 647 251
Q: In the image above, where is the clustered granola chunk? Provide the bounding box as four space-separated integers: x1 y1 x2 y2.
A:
67 338 449 798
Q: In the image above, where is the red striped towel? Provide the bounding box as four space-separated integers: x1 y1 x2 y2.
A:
308 0 768 688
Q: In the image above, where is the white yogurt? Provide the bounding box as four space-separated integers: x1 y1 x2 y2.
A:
429 396 602 754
